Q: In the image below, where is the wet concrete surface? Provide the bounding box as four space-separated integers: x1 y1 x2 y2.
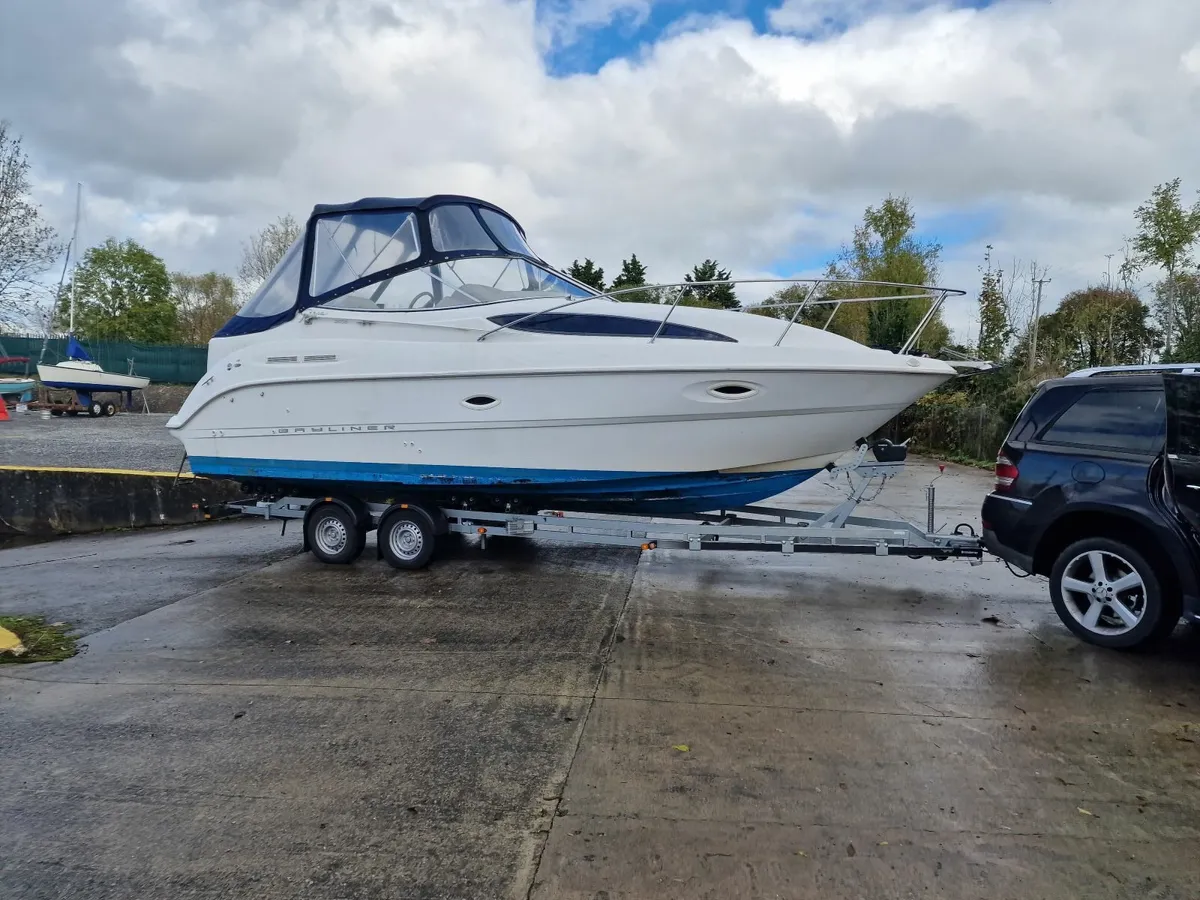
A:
2 460 1199 899
0 520 298 635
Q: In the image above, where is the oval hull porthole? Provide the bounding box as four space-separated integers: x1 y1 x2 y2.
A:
461 395 500 410
707 382 759 400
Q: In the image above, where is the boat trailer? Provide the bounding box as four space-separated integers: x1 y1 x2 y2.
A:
26 386 140 418
227 445 984 569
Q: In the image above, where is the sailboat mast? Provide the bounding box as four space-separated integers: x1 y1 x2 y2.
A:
68 182 81 335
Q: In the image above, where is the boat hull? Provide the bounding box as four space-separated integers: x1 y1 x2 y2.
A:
0 378 35 397
172 365 948 513
189 456 820 514
37 364 149 392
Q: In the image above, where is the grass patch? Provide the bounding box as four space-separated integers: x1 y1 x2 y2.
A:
0 615 81 664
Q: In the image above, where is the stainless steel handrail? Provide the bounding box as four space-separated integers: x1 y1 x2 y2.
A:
476 277 967 351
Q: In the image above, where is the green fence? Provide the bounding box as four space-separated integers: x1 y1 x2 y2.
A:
0 335 208 385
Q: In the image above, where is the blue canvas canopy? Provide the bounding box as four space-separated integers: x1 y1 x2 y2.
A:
214 194 549 338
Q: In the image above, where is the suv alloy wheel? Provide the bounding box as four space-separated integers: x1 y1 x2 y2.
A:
1049 537 1180 649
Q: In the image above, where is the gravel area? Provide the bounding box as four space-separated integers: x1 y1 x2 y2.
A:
0 412 190 472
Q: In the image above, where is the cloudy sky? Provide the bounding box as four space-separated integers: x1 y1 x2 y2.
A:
2 0 1198 337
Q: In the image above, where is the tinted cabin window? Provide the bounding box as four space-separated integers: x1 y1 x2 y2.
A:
1040 388 1166 454
487 313 736 342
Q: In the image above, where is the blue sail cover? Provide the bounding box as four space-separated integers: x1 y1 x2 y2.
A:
66 336 92 361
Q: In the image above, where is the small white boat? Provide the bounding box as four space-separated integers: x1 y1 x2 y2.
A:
0 377 35 398
37 339 149 394
36 186 150 399
168 194 973 514
37 358 149 393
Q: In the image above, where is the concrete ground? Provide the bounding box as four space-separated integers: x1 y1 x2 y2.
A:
0 412 189 473
2 460 1199 899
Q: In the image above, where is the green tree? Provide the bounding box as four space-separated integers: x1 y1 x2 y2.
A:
57 238 176 342
749 283 834 326
1158 272 1200 362
1036 287 1155 370
567 258 606 291
171 271 238 344
1132 179 1200 354
610 253 657 303
827 195 948 352
976 245 1011 361
0 121 61 328
680 259 737 309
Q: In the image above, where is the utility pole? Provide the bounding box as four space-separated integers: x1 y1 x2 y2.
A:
1028 268 1051 373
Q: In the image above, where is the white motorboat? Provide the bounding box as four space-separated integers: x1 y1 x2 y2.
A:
167 195 968 514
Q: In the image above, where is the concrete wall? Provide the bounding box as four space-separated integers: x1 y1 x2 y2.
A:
0 466 244 536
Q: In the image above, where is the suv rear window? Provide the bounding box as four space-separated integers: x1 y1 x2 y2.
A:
1040 388 1165 454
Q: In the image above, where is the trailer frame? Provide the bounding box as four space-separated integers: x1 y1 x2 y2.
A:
227 445 985 568
27 385 138 418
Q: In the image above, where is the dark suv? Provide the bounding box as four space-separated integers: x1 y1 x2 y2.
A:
983 366 1200 649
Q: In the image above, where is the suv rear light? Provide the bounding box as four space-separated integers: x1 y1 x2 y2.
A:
995 453 1018 493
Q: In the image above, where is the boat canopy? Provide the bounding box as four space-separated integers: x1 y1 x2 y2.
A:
215 195 593 338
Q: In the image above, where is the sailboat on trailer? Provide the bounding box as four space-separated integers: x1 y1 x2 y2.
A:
35 184 150 396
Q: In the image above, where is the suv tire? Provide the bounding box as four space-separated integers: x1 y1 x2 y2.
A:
1049 537 1180 649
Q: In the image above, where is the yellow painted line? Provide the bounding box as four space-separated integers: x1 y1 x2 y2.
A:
0 625 24 654
0 464 194 478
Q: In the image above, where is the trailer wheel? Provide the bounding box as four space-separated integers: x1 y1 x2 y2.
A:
103 402 117 417
305 502 364 565
66 410 79 417
50 409 64 417
87 401 103 418
379 507 435 570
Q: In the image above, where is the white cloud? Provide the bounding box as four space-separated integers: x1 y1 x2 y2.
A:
1183 42 1200 77
4 0 1199 344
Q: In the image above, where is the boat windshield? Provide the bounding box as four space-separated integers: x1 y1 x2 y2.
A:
320 256 595 312
310 211 421 297
235 237 304 319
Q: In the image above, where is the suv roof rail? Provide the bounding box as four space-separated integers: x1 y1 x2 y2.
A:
1064 362 1200 379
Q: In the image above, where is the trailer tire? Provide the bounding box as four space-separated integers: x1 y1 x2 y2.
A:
87 401 103 418
304 502 364 565
379 507 436 570
103 402 117 417
66 410 79 417
50 409 64 417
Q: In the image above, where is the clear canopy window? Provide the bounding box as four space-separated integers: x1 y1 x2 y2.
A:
321 255 595 312
478 208 536 257
235 237 304 318
310 211 421 297
429 204 498 253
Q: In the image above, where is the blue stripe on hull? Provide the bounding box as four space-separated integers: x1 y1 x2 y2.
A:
189 456 820 514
